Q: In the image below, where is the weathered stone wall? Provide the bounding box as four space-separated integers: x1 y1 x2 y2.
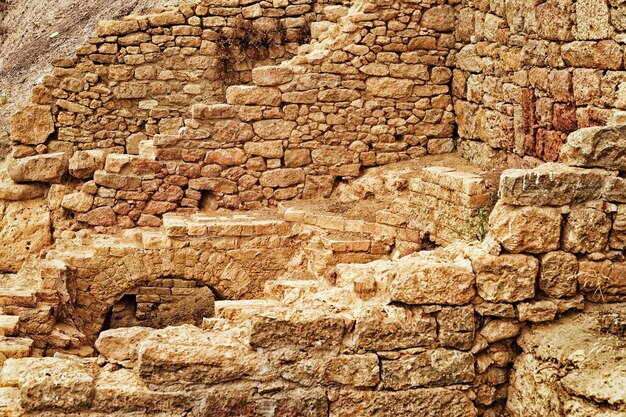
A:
8 0 458 231
454 0 626 169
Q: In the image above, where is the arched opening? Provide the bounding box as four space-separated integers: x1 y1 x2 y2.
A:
100 277 217 333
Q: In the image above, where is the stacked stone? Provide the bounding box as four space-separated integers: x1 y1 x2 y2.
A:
490 125 626 305
454 0 626 169
6 0 459 230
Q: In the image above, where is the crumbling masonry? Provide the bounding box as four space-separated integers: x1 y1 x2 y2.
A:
0 0 625 416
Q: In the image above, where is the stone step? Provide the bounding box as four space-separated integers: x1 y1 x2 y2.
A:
0 337 33 364
0 290 36 308
163 211 291 238
0 316 20 337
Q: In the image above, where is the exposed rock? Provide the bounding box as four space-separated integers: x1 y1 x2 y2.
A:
473 253 538 302
498 164 611 206
0 183 46 201
507 305 626 416
490 202 562 254
95 327 152 367
560 125 626 170
0 199 51 273
562 206 611 253
10 105 54 145
391 257 475 305
8 153 69 184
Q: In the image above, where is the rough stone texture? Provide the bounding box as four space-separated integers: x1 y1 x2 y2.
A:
498 164 611 206
330 389 477 417
95 327 152 367
560 125 626 170
473 254 538 302
489 202 562 254
391 257 475 305
0 199 51 273
508 305 626 416
8 153 69 184
539 251 579 298
10 105 55 145
562 206 611 253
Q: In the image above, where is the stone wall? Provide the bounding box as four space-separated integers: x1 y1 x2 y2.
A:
7 0 458 231
454 0 626 169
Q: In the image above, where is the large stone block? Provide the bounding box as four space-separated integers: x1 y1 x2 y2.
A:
381 349 475 390
18 358 96 412
498 163 611 206
0 199 51 273
330 388 477 417
390 257 475 305
10 105 54 145
251 66 294 86
562 206 611 253
253 119 296 140
577 260 626 302
138 326 259 388
69 150 106 179
473 253 538 302
95 327 153 367
259 169 305 187
420 5 456 32
226 86 281 106
561 41 622 70
366 77 414 98
575 0 611 40
354 305 437 350
490 202 562 254
8 153 69 184
560 125 626 170
539 251 578 298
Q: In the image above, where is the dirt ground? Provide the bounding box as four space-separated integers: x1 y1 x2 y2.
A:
0 0 168 136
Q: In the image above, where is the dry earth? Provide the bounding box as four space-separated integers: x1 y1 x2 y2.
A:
0 0 168 135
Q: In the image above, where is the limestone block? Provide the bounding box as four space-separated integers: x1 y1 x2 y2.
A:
575 0 612 40
498 163 611 206
284 149 311 168
282 354 380 388
10 105 54 145
561 41 623 70
577 260 626 302
473 253 538 302
76 207 117 226
61 192 94 213
0 198 51 273
191 103 236 120
490 202 562 254
0 183 46 201
536 0 574 41
138 325 258 388
381 349 475 390
69 150 106 179
420 5 456 32
354 305 437 351
249 309 348 349
8 153 69 184
204 149 247 166
539 251 578 298
479 319 521 343
517 300 558 322
330 388 477 417
366 77 414 98
560 125 626 169
226 86 281 106
251 66 294 86
253 119 296 140
390 257 475 305
95 327 153 367
244 140 284 158
259 169 305 187
97 19 140 36
147 11 186 26
18 358 96 412
93 171 141 191
562 206 611 253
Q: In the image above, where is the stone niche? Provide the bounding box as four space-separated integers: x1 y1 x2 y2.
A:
105 277 216 330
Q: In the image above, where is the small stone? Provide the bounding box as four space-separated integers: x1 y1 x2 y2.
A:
517 300 558 322
479 319 522 343
61 192 94 213
77 207 117 226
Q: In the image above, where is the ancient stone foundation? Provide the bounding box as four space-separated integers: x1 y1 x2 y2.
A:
0 0 626 416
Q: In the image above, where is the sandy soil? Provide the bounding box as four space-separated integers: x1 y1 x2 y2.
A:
0 0 170 132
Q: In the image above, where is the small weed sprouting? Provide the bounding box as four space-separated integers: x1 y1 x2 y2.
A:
468 207 489 242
